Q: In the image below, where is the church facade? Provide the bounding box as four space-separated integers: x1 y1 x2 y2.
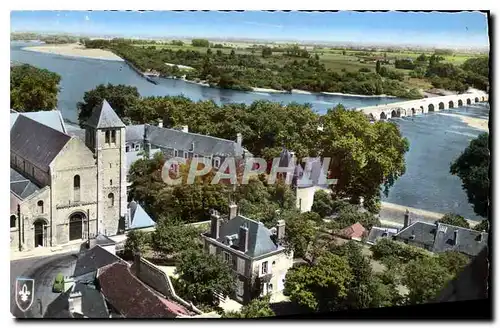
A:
10 100 127 251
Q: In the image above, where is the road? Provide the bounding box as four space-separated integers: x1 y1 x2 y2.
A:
10 252 78 318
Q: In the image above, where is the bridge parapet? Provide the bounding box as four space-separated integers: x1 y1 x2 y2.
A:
359 91 488 121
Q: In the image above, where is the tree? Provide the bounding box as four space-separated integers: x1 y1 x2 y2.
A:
150 217 202 259
223 296 275 318
175 249 235 306
77 83 141 127
319 106 409 212
473 219 489 232
10 64 61 112
124 230 150 257
436 251 469 277
191 39 209 47
283 211 321 259
311 190 334 218
403 256 454 305
437 213 470 229
450 133 490 218
284 253 353 312
375 60 381 74
262 47 273 58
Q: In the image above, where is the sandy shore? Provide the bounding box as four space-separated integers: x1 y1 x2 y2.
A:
379 201 479 228
252 87 288 94
22 43 124 62
165 62 194 70
321 91 398 98
437 112 489 132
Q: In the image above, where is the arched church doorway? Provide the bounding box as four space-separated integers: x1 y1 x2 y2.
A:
34 219 48 247
69 212 86 241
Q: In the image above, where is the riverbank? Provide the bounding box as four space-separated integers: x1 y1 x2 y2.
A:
437 112 489 132
22 43 124 62
321 91 398 98
379 201 480 228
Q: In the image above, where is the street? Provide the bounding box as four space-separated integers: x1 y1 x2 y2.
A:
10 252 78 318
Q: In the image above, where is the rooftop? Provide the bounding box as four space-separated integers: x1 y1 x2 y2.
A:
10 110 67 133
73 245 125 278
85 99 125 129
10 167 41 200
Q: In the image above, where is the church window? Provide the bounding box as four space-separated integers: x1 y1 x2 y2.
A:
10 215 16 228
105 131 110 144
108 193 115 207
74 175 81 202
37 200 44 214
111 130 116 143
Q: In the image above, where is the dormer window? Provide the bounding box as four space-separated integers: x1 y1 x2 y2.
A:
184 152 188 159
173 149 178 157
213 156 221 169
190 142 195 151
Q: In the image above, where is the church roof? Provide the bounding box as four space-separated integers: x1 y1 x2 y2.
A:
11 115 71 173
10 168 41 200
85 100 125 129
10 110 67 133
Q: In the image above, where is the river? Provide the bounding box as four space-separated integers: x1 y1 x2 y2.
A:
10 41 488 221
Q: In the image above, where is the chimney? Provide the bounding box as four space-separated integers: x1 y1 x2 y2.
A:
236 133 243 146
229 203 238 220
276 220 286 242
69 291 83 315
157 118 163 128
182 125 189 133
239 225 249 253
454 230 459 245
210 210 221 239
478 232 484 242
403 209 410 228
134 252 141 276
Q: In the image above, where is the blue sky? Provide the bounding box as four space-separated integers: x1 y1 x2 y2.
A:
11 11 489 48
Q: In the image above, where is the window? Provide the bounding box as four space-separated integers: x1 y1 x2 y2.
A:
190 142 195 151
184 152 188 159
31 166 35 177
236 280 244 297
125 145 130 152
237 258 245 275
110 179 113 186
213 157 221 169
109 163 112 168
105 131 110 144
10 215 16 228
268 283 273 293
173 149 178 157
108 193 114 207
193 154 198 158
135 144 140 151
261 261 268 275
73 175 81 202
223 251 231 264
37 200 44 214
111 130 116 143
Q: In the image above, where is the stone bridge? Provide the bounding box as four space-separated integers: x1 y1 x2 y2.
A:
358 91 489 121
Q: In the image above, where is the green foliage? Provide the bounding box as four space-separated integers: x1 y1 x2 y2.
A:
436 251 470 277
77 83 140 127
395 59 416 70
371 238 428 264
171 40 184 46
283 211 322 259
375 60 381 74
175 249 236 306
151 217 202 259
319 106 409 212
191 39 210 47
437 213 470 229
311 190 334 218
284 253 353 312
473 219 489 232
450 133 490 218
328 201 381 230
10 64 61 112
124 229 150 257
261 47 273 58
223 296 275 318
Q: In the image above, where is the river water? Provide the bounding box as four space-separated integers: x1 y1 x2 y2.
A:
10 42 489 221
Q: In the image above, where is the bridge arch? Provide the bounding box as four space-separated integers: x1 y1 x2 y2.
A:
391 110 398 118
438 102 445 110
428 104 435 112
368 113 375 122
482 96 486 102
411 108 415 115
448 100 454 109
380 112 387 120
475 97 479 103
420 106 425 114
458 99 463 107
466 98 471 105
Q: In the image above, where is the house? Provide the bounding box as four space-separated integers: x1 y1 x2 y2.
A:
97 262 191 318
337 222 367 241
10 100 127 251
394 219 488 258
89 233 118 255
366 227 399 245
201 204 293 304
73 244 125 279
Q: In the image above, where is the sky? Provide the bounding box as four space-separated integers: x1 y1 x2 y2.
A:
10 11 490 48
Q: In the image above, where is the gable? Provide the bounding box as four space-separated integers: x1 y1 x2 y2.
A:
51 137 96 170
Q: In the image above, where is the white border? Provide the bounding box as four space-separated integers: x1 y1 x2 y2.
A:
2 2 497 327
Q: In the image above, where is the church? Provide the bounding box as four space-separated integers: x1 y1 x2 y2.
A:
10 100 128 251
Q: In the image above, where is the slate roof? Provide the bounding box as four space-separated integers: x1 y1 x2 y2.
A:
432 223 488 257
395 221 489 257
366 227 398 245
98 262 187 318
72 283 109 318
85 100 125 129
214 215 281 258
128 201 156 229
73 245 124 278
11 115 71 173
10 168 41 200
395 221 437 248
126 124 249 158
89 233 117 248
10 110 67 133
